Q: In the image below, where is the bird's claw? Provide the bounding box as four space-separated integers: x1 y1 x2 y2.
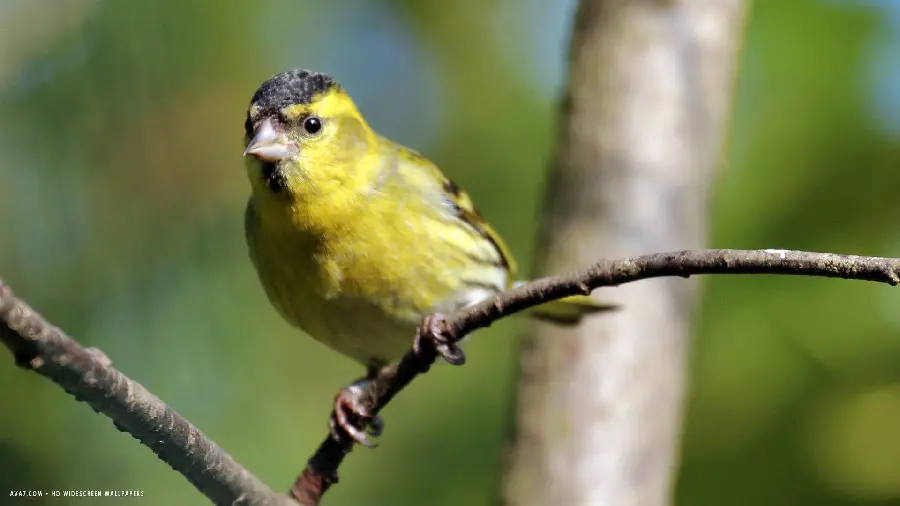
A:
413 313 466 366
329 382 382 448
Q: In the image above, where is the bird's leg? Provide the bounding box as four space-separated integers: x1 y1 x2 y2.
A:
413 313 466 366
329 364 384 447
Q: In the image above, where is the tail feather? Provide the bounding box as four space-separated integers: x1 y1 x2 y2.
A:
527 294 618 325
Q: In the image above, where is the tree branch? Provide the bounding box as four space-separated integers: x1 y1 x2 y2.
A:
6 248 900 505
293 248 900 503
0 281 297 506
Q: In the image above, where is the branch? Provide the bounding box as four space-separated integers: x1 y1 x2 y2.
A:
293 248 900 503
0 282 298 506
6 248 900 505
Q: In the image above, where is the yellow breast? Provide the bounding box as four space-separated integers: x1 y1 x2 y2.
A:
244 187 507 365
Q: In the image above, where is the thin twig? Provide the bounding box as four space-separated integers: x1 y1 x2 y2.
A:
0 282 298 506
4 249 900 505
292 248 900 504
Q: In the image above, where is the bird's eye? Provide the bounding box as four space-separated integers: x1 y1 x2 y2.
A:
302 116 323 135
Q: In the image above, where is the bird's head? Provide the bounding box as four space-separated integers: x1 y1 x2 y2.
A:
243 69 376 202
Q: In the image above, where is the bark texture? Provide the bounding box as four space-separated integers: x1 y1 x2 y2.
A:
503 2 750 506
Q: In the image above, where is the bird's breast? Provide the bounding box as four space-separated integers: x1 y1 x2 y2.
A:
244 194 506 365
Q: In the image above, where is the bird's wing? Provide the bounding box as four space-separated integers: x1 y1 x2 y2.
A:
390 143 519 282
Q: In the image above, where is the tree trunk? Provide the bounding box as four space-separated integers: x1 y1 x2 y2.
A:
503 2 750 506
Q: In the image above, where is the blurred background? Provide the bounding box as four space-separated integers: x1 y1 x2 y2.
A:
1 0 900 505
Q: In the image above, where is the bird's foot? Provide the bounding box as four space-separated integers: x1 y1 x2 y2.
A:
413 313 466 366
329 380 383 448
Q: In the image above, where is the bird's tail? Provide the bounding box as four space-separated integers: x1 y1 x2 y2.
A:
509 281 618 325
528 294 618 324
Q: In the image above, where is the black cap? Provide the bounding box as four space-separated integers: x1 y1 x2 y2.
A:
249 69 339 118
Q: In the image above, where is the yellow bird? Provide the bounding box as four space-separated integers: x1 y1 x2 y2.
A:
242 69 611 445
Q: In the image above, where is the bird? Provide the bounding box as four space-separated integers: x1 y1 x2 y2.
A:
241 69 613 446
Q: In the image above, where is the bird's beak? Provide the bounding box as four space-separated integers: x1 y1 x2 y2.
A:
243 119 297 162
